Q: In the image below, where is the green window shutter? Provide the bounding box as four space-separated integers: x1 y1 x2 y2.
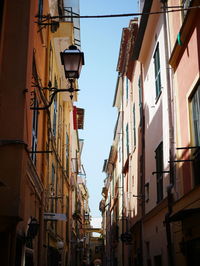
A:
133 104 136 147
126 124 129 157
154 44 162 99
191 87 200 146
126 77 129 100
138 77 143 127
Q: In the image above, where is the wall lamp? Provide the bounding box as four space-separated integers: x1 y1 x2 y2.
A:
31 45 84 110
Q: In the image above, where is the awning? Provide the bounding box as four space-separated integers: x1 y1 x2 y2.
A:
169 208 200 222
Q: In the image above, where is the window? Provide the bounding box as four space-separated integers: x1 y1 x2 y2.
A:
133 104 136 148
153 44 162 99
138 77 143 127
66 133 69 175
154 255 162 266
112 174 114 199
38 0 43 19
126 124 129 158
186 238 200 266
53 96 57 136
31 57 39 165
31 96 38 165
145 182 149 202
50 164 56 211
15 235 23 266
191 85 200 146
118 146 121 162
125 77 129 101
155 142 163 203
182 0 191 19
52 78 58 136
66 196 69 241
146 241 152 266
49 43 53 82
0 0 4 43
191 85 200 185
50 164 56 230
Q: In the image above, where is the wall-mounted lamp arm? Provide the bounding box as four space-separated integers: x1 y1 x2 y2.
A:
152 170 170 175
31 80 79 110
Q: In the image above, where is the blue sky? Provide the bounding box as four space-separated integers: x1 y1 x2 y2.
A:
78 0 138 218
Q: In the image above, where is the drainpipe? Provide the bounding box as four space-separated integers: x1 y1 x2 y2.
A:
162 1 175 265
165 185 174 266
121 75 125 266
140 62 145 266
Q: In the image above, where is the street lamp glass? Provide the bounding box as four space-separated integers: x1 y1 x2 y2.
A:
60 45 84 79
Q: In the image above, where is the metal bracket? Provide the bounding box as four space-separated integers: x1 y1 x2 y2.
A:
29 151 53 154
31 79 79 110
152 171 170 175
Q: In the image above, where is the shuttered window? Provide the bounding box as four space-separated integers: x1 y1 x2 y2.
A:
38 0 43 19
155 142 163 203
138 77 143 127
133 104 136 148
153 44 162 99
126 124 129 158
53 78 58 136
191 85 200 185
191 85 200 146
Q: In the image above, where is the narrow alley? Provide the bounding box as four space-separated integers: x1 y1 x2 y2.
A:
1 0 200 266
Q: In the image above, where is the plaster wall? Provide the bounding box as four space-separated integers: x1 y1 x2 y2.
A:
129 61 142 219
143 15 170 213
143 208 168 266
173 15 200 194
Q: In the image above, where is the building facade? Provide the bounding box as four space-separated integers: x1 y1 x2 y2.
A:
100 1 200 266
0 1 90 266
168 0 200 265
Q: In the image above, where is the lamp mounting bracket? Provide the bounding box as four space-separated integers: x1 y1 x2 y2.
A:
31 79 79 110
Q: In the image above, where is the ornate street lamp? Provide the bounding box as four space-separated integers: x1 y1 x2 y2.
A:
31 45 84 110
60 44 84 79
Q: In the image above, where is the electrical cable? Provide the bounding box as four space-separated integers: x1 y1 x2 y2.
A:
39 5 200 21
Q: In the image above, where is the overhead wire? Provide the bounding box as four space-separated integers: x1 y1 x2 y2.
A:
39 5 200 21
